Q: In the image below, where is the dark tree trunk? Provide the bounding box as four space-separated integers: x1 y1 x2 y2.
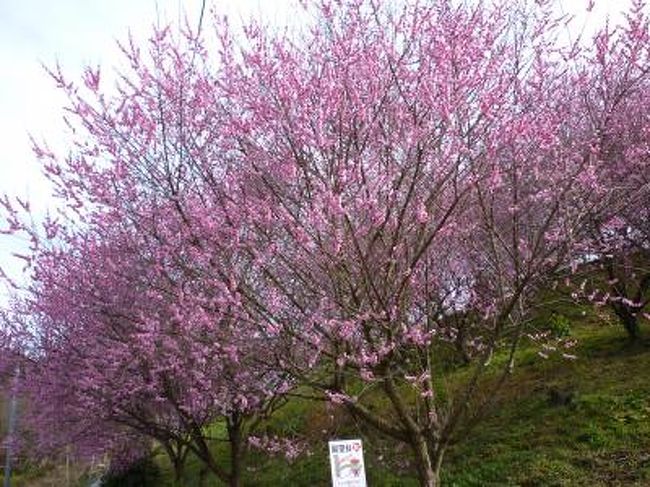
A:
613 302 641 341
171 457 184 486
606 259 646 342
227 413 244 487
198 466 208 487
189 426 232 486
161 439 188 487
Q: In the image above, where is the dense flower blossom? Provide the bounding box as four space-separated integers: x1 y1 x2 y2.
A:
0 1 647 485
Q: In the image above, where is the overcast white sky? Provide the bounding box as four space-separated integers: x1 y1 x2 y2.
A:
0 0 635 301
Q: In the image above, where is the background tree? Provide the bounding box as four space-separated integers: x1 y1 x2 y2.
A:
574 1 650 341
14 217 290 487
3 24 291 487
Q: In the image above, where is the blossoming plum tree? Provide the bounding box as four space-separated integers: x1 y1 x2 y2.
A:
0 1 647 486
207 1 628 484
14 222 290 486
3 25 290 487
573 1 650 340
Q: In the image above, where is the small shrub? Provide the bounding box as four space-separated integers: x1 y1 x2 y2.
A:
101 456 161 487
549 314 572 338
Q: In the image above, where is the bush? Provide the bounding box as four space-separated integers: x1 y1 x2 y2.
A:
101 456 161 487
549 314 572 338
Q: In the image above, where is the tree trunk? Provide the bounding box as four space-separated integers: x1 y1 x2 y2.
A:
613 303 641 342
198 466 208 487
412 436 444 487
171 458 184 486
623 313 641 342
433 447 444 485
606 260 645 343
229 446 241 487
161 440 187 487
188 428 231 486
227 414 244 487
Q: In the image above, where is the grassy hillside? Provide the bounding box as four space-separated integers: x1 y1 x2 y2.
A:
12 308 650 486
442 323 650 486
137 311 650 486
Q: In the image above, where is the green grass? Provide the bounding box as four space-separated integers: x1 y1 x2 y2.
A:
144 314 650 486
442 322 650 486
11 310 650 486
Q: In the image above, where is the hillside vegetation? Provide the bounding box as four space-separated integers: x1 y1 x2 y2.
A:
89 309 649 486
3 302 648 486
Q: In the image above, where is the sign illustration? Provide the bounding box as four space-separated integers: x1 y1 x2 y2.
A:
329 439 367 487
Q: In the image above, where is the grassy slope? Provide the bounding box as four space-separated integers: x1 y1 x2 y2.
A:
13 309 650 486
150 312 650 486
443 323 650 486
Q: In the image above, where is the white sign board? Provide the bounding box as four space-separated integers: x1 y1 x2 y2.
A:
328 439 367 487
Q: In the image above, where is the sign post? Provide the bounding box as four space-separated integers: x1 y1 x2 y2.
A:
328 439 367 487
